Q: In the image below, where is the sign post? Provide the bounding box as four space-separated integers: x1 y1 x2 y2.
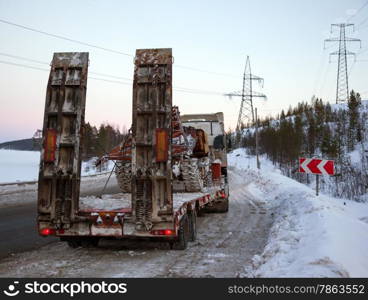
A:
299 158 335 196
316 174 319 196
255 108 260 170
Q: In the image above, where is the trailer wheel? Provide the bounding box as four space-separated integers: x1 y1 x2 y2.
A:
196 203 205 217
218 197 229 213
204 198 229 213
171 214 189 250
188 210 197 242
80 237 100 248
64 238 81 248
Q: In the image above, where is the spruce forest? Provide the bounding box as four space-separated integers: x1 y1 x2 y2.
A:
231 91 368 201
81 122 127 160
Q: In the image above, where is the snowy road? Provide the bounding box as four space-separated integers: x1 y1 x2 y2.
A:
1 150 367 277
0 169 273 277
0 174 120 258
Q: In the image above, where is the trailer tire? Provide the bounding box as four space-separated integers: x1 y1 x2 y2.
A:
171 214 189 250
65 238 81 249
188 209 197 242
81 237 99 248
204 198 229 213
196 203 205 217
218 197 229 213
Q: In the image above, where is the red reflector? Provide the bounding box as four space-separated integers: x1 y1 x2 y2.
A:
151 229 174 236
40 228 56 236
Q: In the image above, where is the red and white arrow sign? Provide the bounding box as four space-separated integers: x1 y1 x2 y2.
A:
299 158 335 175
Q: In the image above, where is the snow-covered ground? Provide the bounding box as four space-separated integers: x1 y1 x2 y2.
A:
0 149 367 277
0 149 113 183
229 148 368 277
0 172 119 208
0 154 273 277
331 99 368 112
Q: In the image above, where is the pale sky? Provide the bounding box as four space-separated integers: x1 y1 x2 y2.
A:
0 0 367 142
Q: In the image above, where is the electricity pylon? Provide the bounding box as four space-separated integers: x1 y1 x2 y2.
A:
324 23 361 103
225 56 266 132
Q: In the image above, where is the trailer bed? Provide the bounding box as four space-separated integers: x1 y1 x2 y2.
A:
79 190 216 212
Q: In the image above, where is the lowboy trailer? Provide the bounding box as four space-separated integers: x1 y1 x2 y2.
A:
37 49 229 250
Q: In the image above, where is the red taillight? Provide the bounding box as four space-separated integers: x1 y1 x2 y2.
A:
40 228 56 236
164 229 173 235
151 229 174 236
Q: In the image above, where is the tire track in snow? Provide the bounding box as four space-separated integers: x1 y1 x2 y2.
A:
0 170 274 277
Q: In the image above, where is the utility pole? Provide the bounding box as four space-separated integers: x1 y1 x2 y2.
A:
225 56 266 138
255 107 260 169
324 23 361 104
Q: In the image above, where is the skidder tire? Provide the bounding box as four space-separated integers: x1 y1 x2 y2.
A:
115 161 132 193
188 209 197 242
172 214 189 250
181 158 203 192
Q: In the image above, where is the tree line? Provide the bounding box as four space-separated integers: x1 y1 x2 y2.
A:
82 122 127 160
231 91 368 201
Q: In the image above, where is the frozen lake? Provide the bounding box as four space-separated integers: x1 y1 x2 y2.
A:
0 149 112 183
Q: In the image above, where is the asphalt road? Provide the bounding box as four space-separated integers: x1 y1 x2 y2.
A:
0 183 120 259
0 169 274 277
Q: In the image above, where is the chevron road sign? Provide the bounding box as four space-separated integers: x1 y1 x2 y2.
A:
299 158 335 176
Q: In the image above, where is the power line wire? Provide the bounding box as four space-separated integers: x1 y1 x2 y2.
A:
347 0 368 21
88 76 131 86
357 15 368 28
0 59 227 95
174 64 238 78
0 51 239 83
174 87 224 96
89 71 132 81
0 52 49 65
0 52 133 81
357 47 368 55
348 60 356 76
0 59 48 71
0 18 238 78
0 19 133 57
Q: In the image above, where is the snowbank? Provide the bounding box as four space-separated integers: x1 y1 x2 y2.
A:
228 148 368 277
0 149 114 183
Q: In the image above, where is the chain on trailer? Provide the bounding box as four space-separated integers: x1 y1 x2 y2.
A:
37 52 89 230
132 48 174 232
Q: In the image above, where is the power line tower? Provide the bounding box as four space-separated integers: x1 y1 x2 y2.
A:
324 23 361 104
225 56 266 132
